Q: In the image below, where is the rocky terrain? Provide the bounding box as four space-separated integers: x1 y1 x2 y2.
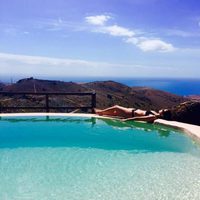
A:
82 81 186 109
0 78 90 111
0 78 186 111
170 101 200 126
1 77 86 93
0 83 4 90
186 95 200 101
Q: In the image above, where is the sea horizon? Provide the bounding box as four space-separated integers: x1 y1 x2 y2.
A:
1 76 200 96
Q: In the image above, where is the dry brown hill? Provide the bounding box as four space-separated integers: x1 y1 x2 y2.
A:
0 83 4 90
130 86 186 110
82 81 186 110
0 78 91 110
186 95 200 101
1 77 87 93
0 78 186 111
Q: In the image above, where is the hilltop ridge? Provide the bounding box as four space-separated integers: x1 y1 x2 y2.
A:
0 77 186 110
2 77 87 93
0 82 4 90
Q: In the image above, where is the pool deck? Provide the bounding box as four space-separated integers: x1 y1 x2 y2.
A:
0 113 200 142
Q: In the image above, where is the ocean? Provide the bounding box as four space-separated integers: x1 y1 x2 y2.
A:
117 78 200 96
60 77 200 96
2 77 200 96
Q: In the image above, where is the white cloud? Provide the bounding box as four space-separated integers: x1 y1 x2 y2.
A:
33 18 86 32
0 52 179 78
85 15 111 26
164 29 200 37
125 37 175 52
137 39 175 52
0 53 98 67
125 37 139 45
43 18 70 31
99 25 135 37
85 14 175 53
0 52 134 77
23 31 29 35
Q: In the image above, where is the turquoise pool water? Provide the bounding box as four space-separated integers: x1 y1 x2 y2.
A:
0 116 200 200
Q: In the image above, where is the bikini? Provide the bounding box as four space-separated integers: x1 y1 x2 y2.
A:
145 110 154 116
132 109 154 117
132 109 136 117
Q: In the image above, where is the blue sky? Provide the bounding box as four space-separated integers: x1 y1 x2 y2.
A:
0 0 200 80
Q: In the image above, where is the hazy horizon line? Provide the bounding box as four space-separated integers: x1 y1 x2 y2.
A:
1 76 200 83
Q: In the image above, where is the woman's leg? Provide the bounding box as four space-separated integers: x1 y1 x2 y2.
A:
95 105 132 118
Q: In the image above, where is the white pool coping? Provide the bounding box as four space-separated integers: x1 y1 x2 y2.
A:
154 119 200 142
0 112 114 120
0 113 200 142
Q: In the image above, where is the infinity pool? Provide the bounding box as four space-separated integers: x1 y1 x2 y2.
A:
0 116 200 200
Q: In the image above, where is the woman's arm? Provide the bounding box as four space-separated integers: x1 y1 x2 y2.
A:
150 110 160 116
122 115 157 123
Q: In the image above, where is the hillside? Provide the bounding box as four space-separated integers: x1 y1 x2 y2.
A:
130 86 186 110
1 77 87 93
171 101 200 125
0 83 4 90
186 95 200 101
82 81 186 110
0 78 91 111
0 78 187 111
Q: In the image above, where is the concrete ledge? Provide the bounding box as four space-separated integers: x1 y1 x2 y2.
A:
154 119 200 142
0 112 116 120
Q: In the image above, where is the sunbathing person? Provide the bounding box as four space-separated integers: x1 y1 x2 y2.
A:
95 105 170 123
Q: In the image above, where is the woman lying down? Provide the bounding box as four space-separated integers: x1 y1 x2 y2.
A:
94 105 171 123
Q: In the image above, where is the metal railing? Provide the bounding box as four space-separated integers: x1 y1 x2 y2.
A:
0 91 96 113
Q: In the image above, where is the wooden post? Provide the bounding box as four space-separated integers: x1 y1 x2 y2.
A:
91 92 96 113
45 94 49 112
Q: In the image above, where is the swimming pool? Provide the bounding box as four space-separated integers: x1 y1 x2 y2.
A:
0 116 200 200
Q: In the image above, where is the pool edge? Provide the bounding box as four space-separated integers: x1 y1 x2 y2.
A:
0 112 116 120
154 119 200 143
